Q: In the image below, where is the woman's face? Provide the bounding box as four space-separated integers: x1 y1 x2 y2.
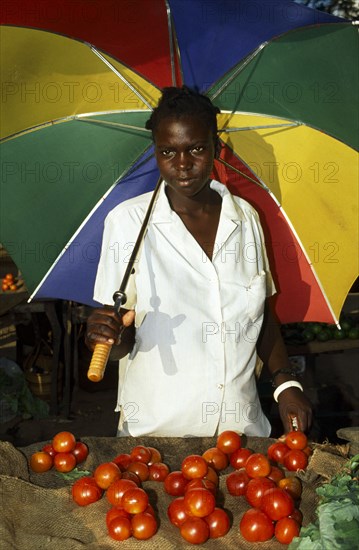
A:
154 115 216 200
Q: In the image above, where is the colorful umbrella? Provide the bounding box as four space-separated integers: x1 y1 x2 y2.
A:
0 0 357 326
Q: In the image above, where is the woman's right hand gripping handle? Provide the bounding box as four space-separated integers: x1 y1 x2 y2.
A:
86 307 135 382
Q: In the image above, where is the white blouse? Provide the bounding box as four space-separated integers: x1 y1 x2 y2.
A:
94 180 275 437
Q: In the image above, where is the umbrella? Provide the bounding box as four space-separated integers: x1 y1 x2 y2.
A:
0 0 357 327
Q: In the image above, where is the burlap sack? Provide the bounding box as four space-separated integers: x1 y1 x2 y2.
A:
0 436 347 549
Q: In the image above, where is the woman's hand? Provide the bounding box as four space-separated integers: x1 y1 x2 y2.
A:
85 307 135 358
277 387 313 434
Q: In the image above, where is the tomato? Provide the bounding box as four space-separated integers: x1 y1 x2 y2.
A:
94 461 122 490
53 452 77 473
216 430 241 454
181 454 208 480
112 453 132 471
121 471 142 486
122 487 149 514
72 476 103 506
229 447 252 469
275 517 300 544
184 487 216 518
239 508 274 542
41 444 57 458
202 447 229 471
226 469 250 497
267 442 290 464
289 508 303 525
180 517 210 544
130 445 152 464
52 431 76 453
205 508 230 539
285 430 308 450
284 449 308 472
72 442 88 464
106 479 138 507
148 462 170 482
245 453 271 478
261 487 294 521
267 465 285 484
185 478 217 496
108 516 132 541
131 512 158 540
126 461 149 482
147 446 162 465
106 506 131 528
144 503 156 517
204 466 219 486
245 477 276 508
164 471 189 496
29 451 53 473
167 497 190 527
278 476 303 500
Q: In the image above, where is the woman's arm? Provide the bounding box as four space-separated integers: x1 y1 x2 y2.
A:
257 301 312 433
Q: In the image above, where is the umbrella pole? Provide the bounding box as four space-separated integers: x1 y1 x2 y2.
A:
87 176 163 382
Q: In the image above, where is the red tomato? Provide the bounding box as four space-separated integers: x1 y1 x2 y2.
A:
41 444 57 458
216 430 241 454
289 508 303 526
53 452 77 473
229 447 253 469
108 516 132 541
106 507 131 528
185 478 217 496
278 476 303 500
202 447 229 471
147 446 162 465
284 449 308 472
261 487 295 521
122 487 149 514
112 453 132 471
275 517 300 544
52 431 76 453
130 445 152 464
204 466 219 487
181 454 208 480
72 442 88 464
144 504 156 517
267 465 285 484
245 477 276 508
94 462 122 490
180 517 210 544
167 497 190 527
106 479 138 507
205 508 231 539
239 508 274 542
72 476 103 506
131 512 157 540
164 471 189 496
121 471 142 486
29 451 53 473
245 453 271 478
148 462 170 482
126 461 149 482
226 469 250 497
267 442 290 464
184 487 216 518
285 430 308 450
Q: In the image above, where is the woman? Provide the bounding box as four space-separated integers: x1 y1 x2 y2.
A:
86 86 312 437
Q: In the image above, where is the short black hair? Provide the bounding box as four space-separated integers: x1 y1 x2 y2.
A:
146 86 220 141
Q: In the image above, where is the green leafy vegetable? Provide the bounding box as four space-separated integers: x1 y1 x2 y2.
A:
56 467 91 481
289 454 359 549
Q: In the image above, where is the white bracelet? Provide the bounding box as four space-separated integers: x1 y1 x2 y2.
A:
273 381 303 402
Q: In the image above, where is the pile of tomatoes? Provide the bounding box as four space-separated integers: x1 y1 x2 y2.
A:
29 430 89 473
1 273 18 292
223 429 310 545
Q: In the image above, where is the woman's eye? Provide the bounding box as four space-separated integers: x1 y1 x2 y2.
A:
161 150 174 157
191 146 204 153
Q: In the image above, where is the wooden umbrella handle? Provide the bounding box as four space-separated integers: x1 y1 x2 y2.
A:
87 343 112 382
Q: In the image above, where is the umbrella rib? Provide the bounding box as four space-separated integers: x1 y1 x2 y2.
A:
75 116 151 133
217 157 268 189
89 45 153 110
219 122 300 132
165 0 177 86
208 42 268 101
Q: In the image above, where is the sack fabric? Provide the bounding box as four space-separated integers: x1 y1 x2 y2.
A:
0 436 347 549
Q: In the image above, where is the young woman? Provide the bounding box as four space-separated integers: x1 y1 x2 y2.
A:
86 86 312 437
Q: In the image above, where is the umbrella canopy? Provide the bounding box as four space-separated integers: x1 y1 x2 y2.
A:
0 0 357 326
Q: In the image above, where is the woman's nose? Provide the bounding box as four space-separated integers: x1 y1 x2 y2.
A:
176 152 192 170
